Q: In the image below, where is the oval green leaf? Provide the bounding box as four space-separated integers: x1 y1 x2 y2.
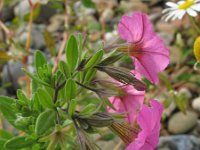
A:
84 50 103 69
0 96 17 126
65 78 76 101
4 136 35 149
35 110 55 135
66 35 79 72
80 104 97 117
34 50 47 74
37 88 54 109
68 99 77 117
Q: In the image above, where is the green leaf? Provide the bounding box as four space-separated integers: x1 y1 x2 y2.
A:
103 97 116 111
58 60 70 77
159 74 173 90
80 104 97 117
22 69 50 87
37 88 54 109
66 35 79 72
0 138 6 150
43 30 56 57
17 89 29 105
81 0 96 8
0 129 12 140
65 78 76 101
4 136 35 149
14 116 32 129
35 110 56 135
68 99 77 117
37 64 53 84
84 50 103 69
99 53 123 66
63 119 73 127
31 79 39 94
83 68 97 84
34 50 47 74
31 93 42 111
0 96 17 126
174 93 188 113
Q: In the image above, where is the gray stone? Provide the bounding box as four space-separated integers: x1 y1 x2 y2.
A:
100 8 114 23
179 88 192 99
163 101 176 117
47 14 65 33
14 0 58 24
18 24 45 50
2 61 24 94
0 7 14 22
74 1 96 17
158 32 173 46
157 135 200 150
192 97 200 112
168 111 198 134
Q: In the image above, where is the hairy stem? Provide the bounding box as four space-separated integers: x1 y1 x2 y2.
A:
53 78 67 124
189 16 200 34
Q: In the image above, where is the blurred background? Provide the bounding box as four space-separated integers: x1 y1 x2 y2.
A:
0 0 200 149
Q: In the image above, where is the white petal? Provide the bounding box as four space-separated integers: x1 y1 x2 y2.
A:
194 0 200 3
162 8 177 13
177 1 185 5
170 10 185 21
166 2 179 8
171 10 185 20
171 14 180 21
187 8 198 16
164 10 181 21
177 10 186 19
191 4 200 11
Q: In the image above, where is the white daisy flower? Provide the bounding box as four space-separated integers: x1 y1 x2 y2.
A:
162 0 200 21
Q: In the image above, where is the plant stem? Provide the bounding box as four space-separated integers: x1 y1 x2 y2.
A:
53 79 67 124
75 81 96 92
53 87 60 124
189 16 200 34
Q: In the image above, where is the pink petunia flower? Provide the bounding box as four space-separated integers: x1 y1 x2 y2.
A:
125 100 163 150
108 84 145 123
118 12 169 84
108 84 163 150
108 71 145 123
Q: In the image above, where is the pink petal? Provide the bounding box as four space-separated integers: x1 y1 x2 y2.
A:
134 35 169 84
118 12 154 43
137 13 155 44
130 70 142 80
125 100 163 150
108 85 145 123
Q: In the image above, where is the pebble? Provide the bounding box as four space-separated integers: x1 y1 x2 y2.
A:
158 32 173 46
192 97 200 112
157 135 200 150
105 30 117 42
156 22 176 34
100 8 114 23
168 111 198 134
18 24 45 50
164 101 176 117
47 14 65 32
179 88 192 99
119 0 148 13
2 61 24 94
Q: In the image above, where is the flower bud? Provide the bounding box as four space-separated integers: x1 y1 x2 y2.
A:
110 122 140 145
95 66 146 91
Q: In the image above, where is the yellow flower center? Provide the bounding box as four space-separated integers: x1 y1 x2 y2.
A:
194 36 200 61
179 0 194 9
